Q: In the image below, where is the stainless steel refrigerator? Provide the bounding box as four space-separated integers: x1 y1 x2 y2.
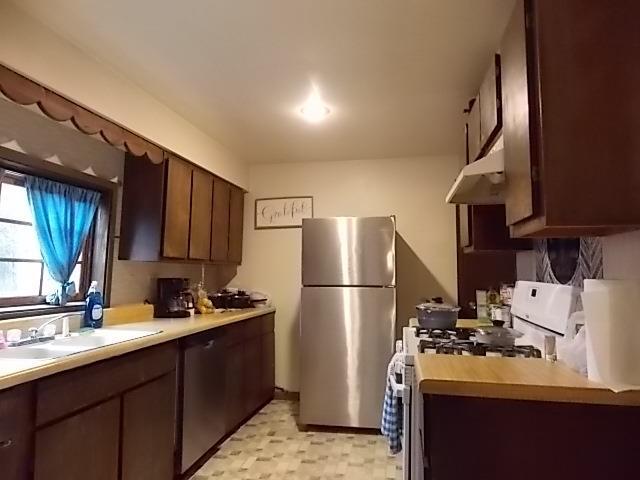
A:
300 216 396 428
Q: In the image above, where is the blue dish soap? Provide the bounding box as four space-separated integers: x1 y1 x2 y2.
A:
84 281 104 329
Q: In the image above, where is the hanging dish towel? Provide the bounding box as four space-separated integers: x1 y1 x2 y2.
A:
381 352 403 454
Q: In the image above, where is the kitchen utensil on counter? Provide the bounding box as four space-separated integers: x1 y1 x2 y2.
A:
416 299 461 330
209 289 264 309
228 291 253 309
209 290 234 309
474 323 523 347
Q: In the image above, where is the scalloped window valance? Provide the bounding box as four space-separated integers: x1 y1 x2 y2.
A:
0 64 163 164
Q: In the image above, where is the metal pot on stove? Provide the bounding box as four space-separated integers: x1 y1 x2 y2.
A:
416 298 461 330
474 321 523 347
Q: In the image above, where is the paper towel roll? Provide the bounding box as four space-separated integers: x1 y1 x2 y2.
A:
581 280 640 391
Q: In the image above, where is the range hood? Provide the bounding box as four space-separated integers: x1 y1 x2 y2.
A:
445 148 505 205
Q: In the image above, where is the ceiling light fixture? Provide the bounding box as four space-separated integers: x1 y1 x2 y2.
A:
299 85 331 123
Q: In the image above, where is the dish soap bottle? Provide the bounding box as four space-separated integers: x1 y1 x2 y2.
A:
84 281 104 329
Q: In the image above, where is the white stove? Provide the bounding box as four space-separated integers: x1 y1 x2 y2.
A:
397 281 582 480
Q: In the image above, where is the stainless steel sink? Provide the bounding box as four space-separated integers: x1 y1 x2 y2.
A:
0 328 161 361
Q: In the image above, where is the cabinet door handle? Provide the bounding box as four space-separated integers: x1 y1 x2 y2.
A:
203 340 215 349
0 439 13 448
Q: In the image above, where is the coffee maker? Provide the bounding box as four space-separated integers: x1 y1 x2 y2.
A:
154 278 194 318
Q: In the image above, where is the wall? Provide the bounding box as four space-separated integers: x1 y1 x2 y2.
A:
517 231 640 284
233 156 460 392
0 2 248 189
602 230 640 280
0 97 235 305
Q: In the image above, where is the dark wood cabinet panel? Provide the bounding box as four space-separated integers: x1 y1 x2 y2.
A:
34 398 120 480
466 96 481 162
224 343 245 431
119 153 166 261
479 54 501 152
37 343 177 426
228 186 245 264
462 205 531 253
502 0 640 236
0 384 33 480
224 314 274 433
244 336 262 417
122 373 177 480
456 207 516 318
459 204 471 249
261 331 276 404
119 154 245 264
163 155 192 258
189 168 214 260
501 0 535 226
211 177 230 262
426 395 640 479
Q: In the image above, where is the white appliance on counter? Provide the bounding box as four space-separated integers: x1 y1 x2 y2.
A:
511 280 582 357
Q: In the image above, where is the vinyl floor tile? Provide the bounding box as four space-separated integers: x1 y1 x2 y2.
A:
194 400 402 480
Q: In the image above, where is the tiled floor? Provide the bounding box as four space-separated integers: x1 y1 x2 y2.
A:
193 400 402 480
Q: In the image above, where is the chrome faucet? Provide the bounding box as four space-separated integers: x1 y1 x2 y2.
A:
7 313 80 347
29 312 78 339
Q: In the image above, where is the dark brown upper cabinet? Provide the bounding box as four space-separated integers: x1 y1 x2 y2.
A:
163 155 193 259
119 153 244 264
466 96 481 162
479 54 502 153
459 204 531 253
228 186 245 264
211 178 230 262
189 168 214 261
501 0 640 237
465 55 502 163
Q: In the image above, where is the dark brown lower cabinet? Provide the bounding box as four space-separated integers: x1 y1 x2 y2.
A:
244 335 263 417
261 332 276 404
122 373 177 480
34 398 120 480
0 384 34 480
224 341 246 432
2 313 275 480
222 314 275 435
33 343 177 480
424 395 640 479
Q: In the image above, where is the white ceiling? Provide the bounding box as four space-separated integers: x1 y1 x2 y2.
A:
14 0 515 164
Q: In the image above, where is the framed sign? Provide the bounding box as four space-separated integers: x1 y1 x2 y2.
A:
254 196 314 229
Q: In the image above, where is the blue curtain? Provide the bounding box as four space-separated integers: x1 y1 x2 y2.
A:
25 176 101 306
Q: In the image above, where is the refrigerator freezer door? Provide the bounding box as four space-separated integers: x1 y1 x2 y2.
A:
302 217 396 287
300 286 396 428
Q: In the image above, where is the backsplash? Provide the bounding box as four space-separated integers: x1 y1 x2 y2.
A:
535 237 603 287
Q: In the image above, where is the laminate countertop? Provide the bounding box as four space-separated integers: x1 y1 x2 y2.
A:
0 304 275 392
416 355 640 406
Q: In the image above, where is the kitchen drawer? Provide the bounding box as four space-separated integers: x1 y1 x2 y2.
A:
36 342 177 426
0 384 34 480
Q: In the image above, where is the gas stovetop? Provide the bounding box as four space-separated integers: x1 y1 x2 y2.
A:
415 328 542 358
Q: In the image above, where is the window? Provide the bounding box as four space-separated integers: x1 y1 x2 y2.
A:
0 170 93 307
